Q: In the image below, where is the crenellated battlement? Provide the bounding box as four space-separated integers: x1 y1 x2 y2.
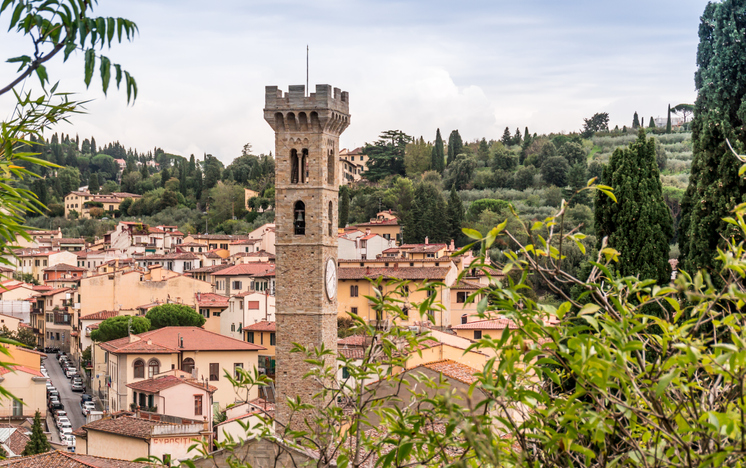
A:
264 84 350 136
265 84 349 113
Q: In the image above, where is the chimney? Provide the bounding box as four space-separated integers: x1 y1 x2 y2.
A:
365 228 371 236
180 337 184 348
450 239 455 251
425 237 429 245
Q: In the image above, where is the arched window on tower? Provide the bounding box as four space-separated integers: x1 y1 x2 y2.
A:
328 201 334 237
327 148 335 184
301 149 309 183
290 149 299 184
294 201 306 235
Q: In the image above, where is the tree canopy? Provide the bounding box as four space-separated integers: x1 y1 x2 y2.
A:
90 315 151 342
145 303 206 329
362 130 411 181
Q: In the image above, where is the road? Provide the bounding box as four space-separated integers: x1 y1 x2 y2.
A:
44 353 87 431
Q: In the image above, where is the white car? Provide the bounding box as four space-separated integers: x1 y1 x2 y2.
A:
56 416 70 428
82 402 96 415
61 434 75 447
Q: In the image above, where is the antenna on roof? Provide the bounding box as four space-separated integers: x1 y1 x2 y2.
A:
127 316 132 336
306 45 309 97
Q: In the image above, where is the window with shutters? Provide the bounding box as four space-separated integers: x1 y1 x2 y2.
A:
246 332 254 343
270 333 276 346
209 363 219 381
474 330 482 339
457 292 467 303
350 285 359 297
248 301 259 310
232 281 242 290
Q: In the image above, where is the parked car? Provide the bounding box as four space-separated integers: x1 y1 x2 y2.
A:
81 401 96 415
48 400 63 410
71 383 84 392
80 394 92 403
61 433 75 448
65 369 77 379
56 416 70 429
47 389 59 400
59 427 72 438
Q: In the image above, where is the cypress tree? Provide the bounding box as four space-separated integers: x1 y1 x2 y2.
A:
446 185 465 244
88 172 100 194
90 137 97 154
648 116 655 128
500 127 512 146
680 0 746 275
594 129 672 284
513 127 522 145
180 160 187 195
22 410 50 455
434 129 446 173
161 167 169 187
446 130 463 166
338 185 350 228
632 112 640 129
524 127 530 142
666 104 672 133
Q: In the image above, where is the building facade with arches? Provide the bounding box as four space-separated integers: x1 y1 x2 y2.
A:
96 326 264 413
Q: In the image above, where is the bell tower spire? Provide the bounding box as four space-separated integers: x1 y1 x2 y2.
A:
264 84 350 427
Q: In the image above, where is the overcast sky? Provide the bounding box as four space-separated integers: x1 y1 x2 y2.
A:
0 0 707 165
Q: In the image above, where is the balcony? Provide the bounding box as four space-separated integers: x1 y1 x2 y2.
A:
31 308 42 315
53 313 72 325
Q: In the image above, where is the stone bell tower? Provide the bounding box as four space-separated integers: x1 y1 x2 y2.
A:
264 84 350 427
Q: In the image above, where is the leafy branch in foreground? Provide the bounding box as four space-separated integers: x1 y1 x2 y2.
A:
1 0 139 102
170 176 746 467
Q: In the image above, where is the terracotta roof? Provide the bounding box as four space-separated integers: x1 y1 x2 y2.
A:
100 326 265 353
30 285 52 291
421 360 479 385
337 266 452 281
138 253 197 261
190 234 250 241
211 263 275 277
196 293 229 308
53 238 85 244
355 219 399 227
0 366 44 378
229 238 260 245
408 244 447 253
81 310 119 321
34 287 71 297
186 264 231 274
338 258 457 264
80 415 163 440
42 263 85 272
338 335 366 347
125 374 217 393
0 451 149 467
87 323 100 330
451 280 482 290
451 318 518 330
111 192 141 199
244 250 275 258
244 320 275 332
0 424 30 456
339 347 366 359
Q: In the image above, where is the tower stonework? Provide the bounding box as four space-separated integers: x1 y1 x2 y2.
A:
264 84 350 427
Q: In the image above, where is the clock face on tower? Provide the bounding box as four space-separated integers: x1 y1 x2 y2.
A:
325 258 337 300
